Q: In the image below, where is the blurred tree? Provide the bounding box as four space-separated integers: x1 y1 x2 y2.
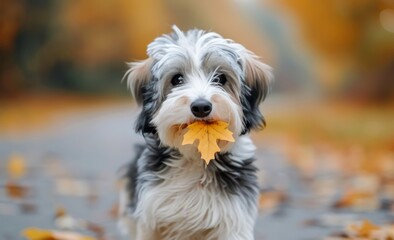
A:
0 0 26 97
271 0 394 102
1 0 276 97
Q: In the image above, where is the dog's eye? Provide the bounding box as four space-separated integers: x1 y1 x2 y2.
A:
171 74 184 86
212 74 227 85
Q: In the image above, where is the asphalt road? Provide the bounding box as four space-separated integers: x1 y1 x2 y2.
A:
0 103 387 240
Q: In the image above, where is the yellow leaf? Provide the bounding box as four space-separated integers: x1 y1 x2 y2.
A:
21 228 96 240
7 154 26 179
21 228 53 240
182 121 234 165
349 219 380 238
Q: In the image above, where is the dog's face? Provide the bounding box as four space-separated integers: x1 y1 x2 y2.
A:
127 26 273 154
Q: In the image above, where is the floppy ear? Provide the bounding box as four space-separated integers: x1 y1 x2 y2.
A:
240 52 273 134
125 58 153 105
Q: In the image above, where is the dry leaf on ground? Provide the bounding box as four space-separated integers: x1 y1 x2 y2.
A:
4 181 29 199
325 219 394 239
346 220 380 238
258 190 288 212
21 228 96 240
182 121 234 164
333 190 379 211
7 154 26 179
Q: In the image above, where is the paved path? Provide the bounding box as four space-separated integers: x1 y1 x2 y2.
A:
0 103 387 240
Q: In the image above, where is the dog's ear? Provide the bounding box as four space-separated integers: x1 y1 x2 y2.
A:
125 58 158 134
126 58 153 105
240 52 273 134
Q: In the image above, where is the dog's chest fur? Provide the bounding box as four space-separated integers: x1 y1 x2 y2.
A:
127 135 259 239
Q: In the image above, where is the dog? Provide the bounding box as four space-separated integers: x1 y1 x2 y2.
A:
119 25 273 240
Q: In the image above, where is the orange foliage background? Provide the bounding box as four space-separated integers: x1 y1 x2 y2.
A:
1 0 393 101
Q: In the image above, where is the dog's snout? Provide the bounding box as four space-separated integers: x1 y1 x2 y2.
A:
190 99 212 118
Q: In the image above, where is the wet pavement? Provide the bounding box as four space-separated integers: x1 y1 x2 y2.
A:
0 103 389 240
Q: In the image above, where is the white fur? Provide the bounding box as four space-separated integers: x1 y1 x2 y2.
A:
120 136 257 240
120 25 273 240
151 82 243 153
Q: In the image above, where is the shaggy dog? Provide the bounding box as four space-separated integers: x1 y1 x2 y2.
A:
119 25 273 240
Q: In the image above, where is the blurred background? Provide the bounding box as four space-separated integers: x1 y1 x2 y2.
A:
1 0 394 99
0 0 393 239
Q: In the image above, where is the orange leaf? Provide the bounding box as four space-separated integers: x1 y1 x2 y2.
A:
55 206 67 218
5 181 29 199
21 228 96 240
348 219 380 238
182 121 234 164
21 228 54 240
7 154 26 179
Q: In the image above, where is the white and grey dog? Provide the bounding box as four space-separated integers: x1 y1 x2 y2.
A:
119 26 273 240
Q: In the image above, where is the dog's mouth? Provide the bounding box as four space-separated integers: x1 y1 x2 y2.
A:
173 118 234 138
187 118 218 125
176 119 213 128
171 118 224 133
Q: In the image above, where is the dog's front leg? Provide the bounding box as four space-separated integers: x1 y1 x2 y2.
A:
135 221 160 240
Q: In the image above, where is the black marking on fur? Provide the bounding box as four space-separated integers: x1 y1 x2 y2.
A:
135 77 160 134
124 144 145 211
125 134 181 212
143 133 180 173
209 153 259 202
240 83 266 135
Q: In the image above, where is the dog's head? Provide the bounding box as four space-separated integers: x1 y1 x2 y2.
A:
126 26 273 154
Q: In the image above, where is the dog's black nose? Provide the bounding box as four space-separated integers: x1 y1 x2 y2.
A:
190 99 212 118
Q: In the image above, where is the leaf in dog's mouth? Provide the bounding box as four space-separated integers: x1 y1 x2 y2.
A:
182 120 234 165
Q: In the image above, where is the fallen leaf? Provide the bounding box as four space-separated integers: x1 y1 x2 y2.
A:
258 190 288 212
21 228 54 240
332 190 379 211
21 228 96 240
346 219 380 238
7 154 26 179
4 182 29 199
55 206 67 218
182 121 234 164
